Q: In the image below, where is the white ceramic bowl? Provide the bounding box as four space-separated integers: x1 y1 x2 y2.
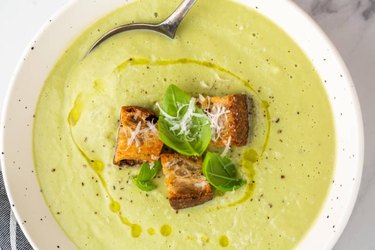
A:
0 0 363 249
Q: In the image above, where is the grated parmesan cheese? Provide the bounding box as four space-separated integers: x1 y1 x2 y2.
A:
198 94 206 103
146 121 158 135
127 121 142 147
203 102 229 142
214 73 230 82
133 109 141 121
221 136 232 157
149 162 155 169
194 180 207 189
157 98 205 142
123 119 158 149
200 80 210 88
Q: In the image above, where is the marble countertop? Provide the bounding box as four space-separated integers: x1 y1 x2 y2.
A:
0 0 374 249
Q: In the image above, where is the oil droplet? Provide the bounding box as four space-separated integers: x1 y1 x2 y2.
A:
160 224 172 237
119 214 131 226
147 228 155 235
262 100 270 109
241 149 256 178
131 224 142 238
68 95 83 126
201 235 210 244
90 160 104 172
242 148 259 163
219 235 229 247
110 201 121 212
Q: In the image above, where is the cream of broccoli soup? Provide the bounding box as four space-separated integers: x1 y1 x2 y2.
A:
33 0 335 249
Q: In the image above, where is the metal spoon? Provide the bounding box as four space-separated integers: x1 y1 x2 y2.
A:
86 0 197 56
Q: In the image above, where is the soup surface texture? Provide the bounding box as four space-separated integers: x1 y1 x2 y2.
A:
33 0 335 249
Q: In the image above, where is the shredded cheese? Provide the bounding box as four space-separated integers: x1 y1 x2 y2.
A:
149 162 155 169
198 94 206 103
157 98 205 142
214 73 230 82
127 121 142 147
194 180 207 189
146 121 158 135
133 109 141 121
200 80 210 88
203 101 229 142
123 119 158 149
221 136 232 157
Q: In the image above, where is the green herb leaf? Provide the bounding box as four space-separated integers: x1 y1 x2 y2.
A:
202 152 246 192
133 161 161 191
157 84 212 156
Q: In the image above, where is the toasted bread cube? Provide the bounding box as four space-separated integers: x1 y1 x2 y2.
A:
113 106 163 166
161 154 213 210
199 94 249 147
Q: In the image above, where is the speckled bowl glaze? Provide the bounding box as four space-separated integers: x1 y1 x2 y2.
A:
0 0 363 249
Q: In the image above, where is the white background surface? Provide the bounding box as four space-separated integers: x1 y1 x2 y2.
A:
0 0 374 249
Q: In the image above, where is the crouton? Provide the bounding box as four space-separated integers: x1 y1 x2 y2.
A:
198 94 249 147
113 106 163 166
161 154 213 210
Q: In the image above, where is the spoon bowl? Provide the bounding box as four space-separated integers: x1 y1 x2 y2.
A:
86 0 197 55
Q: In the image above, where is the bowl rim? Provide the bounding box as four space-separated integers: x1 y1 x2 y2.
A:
0 0 364 249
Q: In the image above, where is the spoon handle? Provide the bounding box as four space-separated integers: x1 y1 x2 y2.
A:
161 0 197 38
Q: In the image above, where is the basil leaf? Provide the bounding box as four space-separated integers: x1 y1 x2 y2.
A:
158 84 212 156
135 181 157 192
133 161 161 191
202 152 246 192
162 84 191 115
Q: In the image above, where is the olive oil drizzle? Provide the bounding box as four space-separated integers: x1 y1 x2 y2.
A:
68 101 142 238
226 148 258 207
116 57 271 206
65 57 272 240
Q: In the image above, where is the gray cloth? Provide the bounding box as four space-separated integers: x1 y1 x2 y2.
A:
0 170 32 250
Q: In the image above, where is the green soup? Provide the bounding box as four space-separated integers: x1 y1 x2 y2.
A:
33 0 335 249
